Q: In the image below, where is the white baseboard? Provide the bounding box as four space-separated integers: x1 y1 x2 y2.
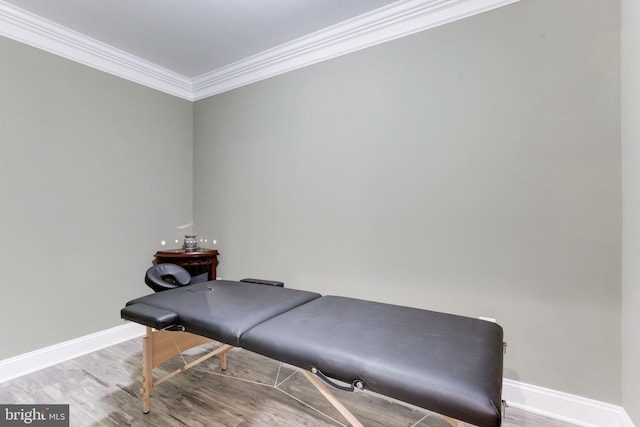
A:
0 322 146 383
503 378 635 427
0 325 635 427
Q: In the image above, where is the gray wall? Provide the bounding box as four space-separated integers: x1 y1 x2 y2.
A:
194 0 621 404
0 36 194 360
621 0 640 424
0 0 627 415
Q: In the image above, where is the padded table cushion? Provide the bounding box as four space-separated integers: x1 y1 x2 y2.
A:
122 281 321 346
240 295 504 427
121 303 179 330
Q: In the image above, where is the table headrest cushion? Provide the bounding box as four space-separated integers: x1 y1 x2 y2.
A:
145 263 192 292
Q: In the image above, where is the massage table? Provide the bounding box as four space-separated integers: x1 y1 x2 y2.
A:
121 280 505 427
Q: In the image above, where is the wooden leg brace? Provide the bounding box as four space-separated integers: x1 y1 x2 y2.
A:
140 327 233 413
302 370 364 427
301 369 467 427
443 416 467 427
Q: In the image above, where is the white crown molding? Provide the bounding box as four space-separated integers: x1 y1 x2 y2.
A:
0 1 193 100
0 0 519 102
191 0 521 100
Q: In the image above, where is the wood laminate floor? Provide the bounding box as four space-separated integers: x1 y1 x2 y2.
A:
0 338 578 427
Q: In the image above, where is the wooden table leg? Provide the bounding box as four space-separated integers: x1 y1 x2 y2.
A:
141 327 153 414
443 415 466 427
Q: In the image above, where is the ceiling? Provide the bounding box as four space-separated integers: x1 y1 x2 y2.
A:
0 0 519 99
3 0 399 77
